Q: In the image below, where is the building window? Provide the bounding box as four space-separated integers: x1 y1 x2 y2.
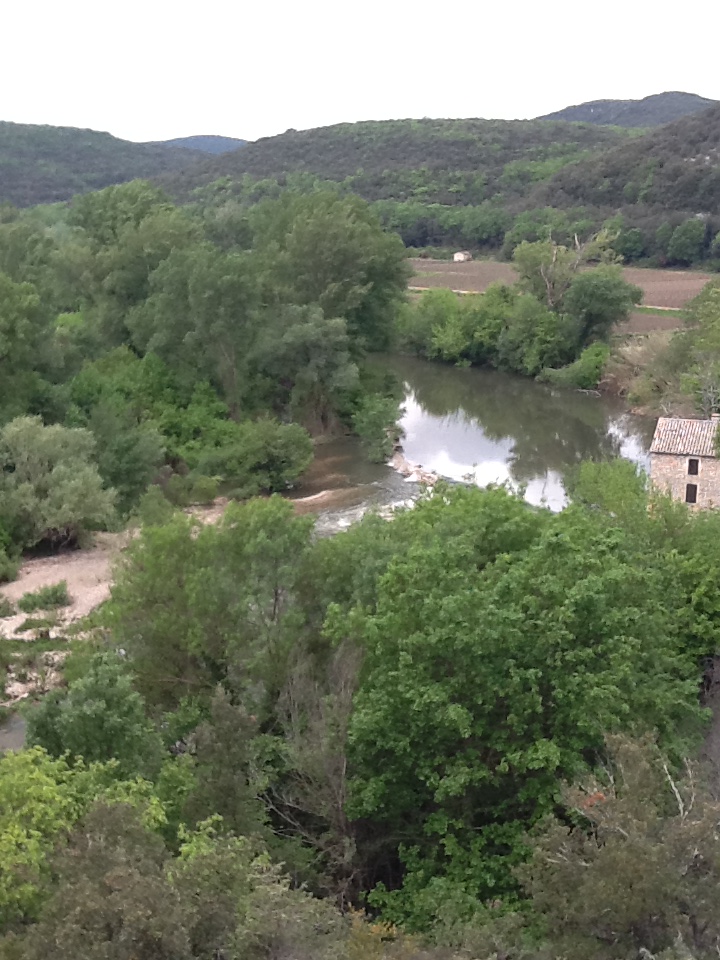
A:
686 483 698 504
688 458 699 475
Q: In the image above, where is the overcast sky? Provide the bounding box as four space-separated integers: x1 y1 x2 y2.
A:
4 0 718 143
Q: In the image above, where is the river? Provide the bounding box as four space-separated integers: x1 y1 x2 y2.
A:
392 357 655 510
0 359 655 751
294 357 654 521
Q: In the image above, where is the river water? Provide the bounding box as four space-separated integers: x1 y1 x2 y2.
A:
0 359 655 752
293 357 655 521
393 357 655 510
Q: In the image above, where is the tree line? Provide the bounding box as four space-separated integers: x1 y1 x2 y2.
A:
396 237 641 388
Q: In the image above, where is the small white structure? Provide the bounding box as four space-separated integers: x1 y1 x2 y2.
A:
453 250 473 263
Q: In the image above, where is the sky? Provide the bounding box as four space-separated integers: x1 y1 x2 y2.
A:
4 0 719 143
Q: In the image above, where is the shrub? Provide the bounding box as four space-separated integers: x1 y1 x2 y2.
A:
0 550 18 585
133 486 177 528
0 596 14 618
164 473 192 507
0 417 116 551
352 395 403 463
189 475 220 504
196 419 313 494
17 582 71 614
540 343 611 389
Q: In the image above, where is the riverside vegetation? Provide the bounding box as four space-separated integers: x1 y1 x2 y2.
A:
0 181 408 578
2 467 720 957
4 181 720 958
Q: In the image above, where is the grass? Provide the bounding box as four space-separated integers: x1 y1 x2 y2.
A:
15 615 59 636
17 581 71 613
0 597 14 619
634 306 684 317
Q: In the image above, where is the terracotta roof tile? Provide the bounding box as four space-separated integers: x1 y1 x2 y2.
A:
650 417 720 457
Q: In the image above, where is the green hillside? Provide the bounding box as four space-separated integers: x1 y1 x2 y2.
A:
159 117 632 206
0 121 202 207
153 134 247 154
536 102 720 213
537 91 716 127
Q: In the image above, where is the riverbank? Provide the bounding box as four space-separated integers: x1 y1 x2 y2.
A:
0 435 423 715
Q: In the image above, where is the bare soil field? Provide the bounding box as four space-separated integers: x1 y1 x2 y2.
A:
410 259 713 311
623 311 684 334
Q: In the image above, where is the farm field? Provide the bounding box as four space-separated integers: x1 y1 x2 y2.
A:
409 259 714 333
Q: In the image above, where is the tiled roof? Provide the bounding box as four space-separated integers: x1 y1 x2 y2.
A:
650 417 720 457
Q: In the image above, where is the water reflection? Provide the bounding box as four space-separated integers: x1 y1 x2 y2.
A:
393 357 656 509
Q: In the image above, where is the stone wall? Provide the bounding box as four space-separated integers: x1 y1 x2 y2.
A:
650 453 720 508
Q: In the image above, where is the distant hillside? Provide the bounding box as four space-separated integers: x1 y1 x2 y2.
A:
159 117 631 205
537 91 717 128
0 122 203 207
153 135 247 155
534 102 720 213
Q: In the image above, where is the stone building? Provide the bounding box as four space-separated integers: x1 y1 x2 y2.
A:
650 415 720 508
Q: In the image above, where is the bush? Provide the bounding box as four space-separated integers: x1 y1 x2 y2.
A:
132 486 177 528
540 343 611 389
17 581 71 613
352 395 403 462
196 419 313 494
164 473 192 507
189 475 220 504
0 417 116 551
0 550 18 585
0 597 14 618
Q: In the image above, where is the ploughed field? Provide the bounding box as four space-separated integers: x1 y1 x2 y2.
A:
410 259 714 333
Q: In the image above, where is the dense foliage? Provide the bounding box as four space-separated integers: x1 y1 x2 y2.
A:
5 112 720 268
2 464 720 955
160 118 628 204
0 181 407 565
156 112 720 267
396 240 641 384
0 122 204 207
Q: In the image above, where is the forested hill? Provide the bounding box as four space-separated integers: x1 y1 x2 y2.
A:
152 134 247 154
535 102 720 213
537 91 717 128
0 122 204 207
158 117 631 204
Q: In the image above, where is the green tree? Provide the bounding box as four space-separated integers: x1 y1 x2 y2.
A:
512 239 581 309
128 243 260 416
523 735 720 960
0 748 82 925
0 273 52 421
108 498 313 711
253 305 359 431
194 419 313 495
15 802 189 959
182 689 268 839
667 218 707 266
68 181 175 248
342 488 703 926
27 652 165 780
0 416 115 550
563 264 642 345
614 226 646 262
250 190 409 351
85 401 165 514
